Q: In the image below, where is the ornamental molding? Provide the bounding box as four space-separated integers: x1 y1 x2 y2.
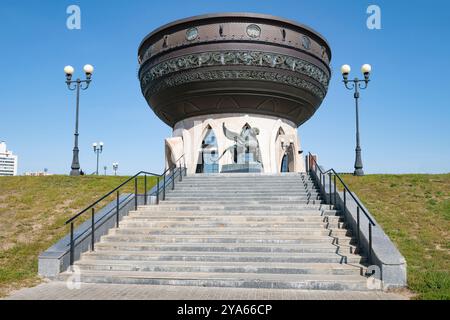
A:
140 50 330 89
143 69 325 100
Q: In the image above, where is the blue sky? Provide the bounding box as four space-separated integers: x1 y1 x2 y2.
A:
0 0 449 175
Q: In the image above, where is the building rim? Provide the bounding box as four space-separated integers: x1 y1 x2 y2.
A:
173 112 298 130
138 12 331 60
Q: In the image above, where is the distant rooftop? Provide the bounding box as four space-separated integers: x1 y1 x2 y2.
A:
0 141 7 153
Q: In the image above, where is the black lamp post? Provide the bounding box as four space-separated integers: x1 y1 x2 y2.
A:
92 142 103 175
64 64 94 176
340 64 372 176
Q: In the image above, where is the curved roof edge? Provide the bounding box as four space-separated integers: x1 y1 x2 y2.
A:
138 12 331 59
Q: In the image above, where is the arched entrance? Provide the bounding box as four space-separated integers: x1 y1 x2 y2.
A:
281 154 289 172
276 126 295 173
195 126 219 173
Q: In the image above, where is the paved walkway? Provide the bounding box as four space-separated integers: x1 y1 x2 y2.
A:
4 281 408 300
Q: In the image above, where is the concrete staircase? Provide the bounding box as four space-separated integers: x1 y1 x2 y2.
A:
60 173 373 291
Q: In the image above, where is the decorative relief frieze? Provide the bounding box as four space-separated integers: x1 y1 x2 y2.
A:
142 69 325 100
140 50 330 89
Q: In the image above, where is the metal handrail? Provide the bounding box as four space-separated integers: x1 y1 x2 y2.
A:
307 153 375 225
307 152 375 263
65 154 186 265
70 193 135 244
66 170 158 224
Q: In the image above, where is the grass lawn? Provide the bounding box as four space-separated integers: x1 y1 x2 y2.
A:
0 175 156 297
342 174 450 300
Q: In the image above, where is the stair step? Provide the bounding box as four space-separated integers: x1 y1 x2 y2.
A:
179 176 312 178
182 176 311 179
160 201 326 205
101 234 353 245
167 190 320 194
74 260 364 275
138 205 336 212
177 180 315 183
131 211 341 217
164 196 321 201
172 185 317 189
94 242 357 254
58 270 371 291
124 214 343 222
172 183 316 187
111 227 350 236
177 178 315 181
119 221 345 229
170 187 318 192
83 250 365 264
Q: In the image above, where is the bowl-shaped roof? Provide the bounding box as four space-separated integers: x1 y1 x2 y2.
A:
138 12 332 127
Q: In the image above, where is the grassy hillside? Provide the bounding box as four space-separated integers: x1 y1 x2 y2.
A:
0 175 156 297
342 174 450 300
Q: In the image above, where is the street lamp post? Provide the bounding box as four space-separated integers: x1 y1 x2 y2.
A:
340 64 372 176
64 64 94 176
92 142 104 175
112 162 119 176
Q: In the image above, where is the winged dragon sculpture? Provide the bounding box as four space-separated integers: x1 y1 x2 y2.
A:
217 123 263 165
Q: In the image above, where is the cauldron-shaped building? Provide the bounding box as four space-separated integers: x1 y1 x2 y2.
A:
138 13 331 174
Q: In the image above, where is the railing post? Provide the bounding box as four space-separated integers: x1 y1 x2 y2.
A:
319 172 322 191
134 177 138 210
163 173 166 200
329 172 332 209
334 174 337 205
322 174 325 196
156 177 160 204
343 188 346 214
172 170 175 190
305 155 308 173
116 190 120 228
369 223 373 264
357 207 361 247
179 164 182 182
91 207 95 251
144 174 148 205
70 222 74 266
